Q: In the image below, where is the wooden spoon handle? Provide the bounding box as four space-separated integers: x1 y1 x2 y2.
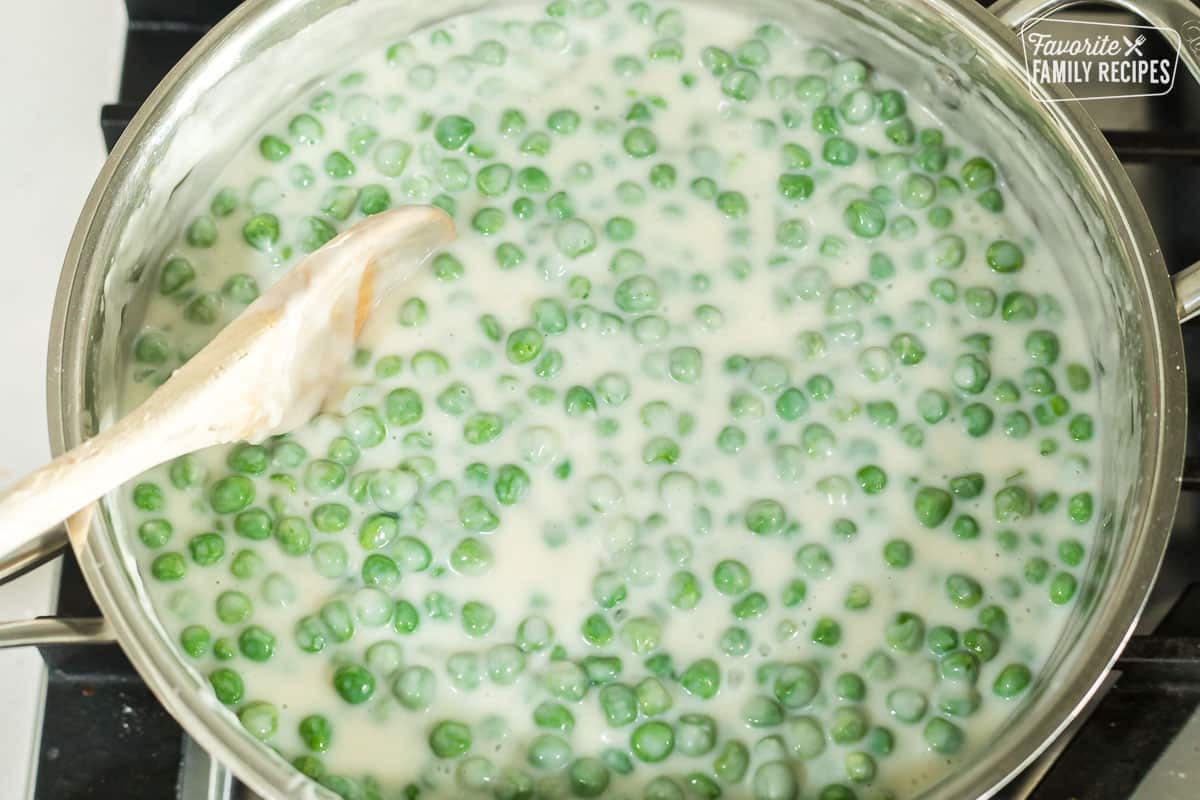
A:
0 206 454 566
0 409 192 560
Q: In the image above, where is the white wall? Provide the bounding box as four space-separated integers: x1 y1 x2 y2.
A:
0 3 125 797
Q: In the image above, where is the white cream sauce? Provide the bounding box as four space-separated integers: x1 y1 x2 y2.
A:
118 3 1100 798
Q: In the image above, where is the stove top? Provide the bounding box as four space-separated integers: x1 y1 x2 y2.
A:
26 1 1200 798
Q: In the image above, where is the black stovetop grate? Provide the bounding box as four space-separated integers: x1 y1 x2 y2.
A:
31 1 1200 798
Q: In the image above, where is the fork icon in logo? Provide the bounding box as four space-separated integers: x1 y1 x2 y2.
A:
1123 34 1147 56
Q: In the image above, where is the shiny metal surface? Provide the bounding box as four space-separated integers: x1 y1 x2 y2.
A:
31 0 1198 798
179 733 237 800
0 617 114 648
0 525 66 586
1130 704 1200 798
1173 260 1200 322
998 671 1119 800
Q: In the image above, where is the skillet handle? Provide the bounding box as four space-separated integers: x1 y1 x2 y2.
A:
992 0 1200 323
0 617 115 648
1172 261 1200 323
0 511 111 650
0 525 68 585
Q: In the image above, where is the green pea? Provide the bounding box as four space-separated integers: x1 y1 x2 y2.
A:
1066 363 1092 392
949 472 985 499
776 171 815 202
710 559 751 596
1002 291 1038 321
1049 571 1078 604
132 330 170 364
717 66 760 101
887 687 928 724
614 275 662 314
311 503 350 533
952 353 991 394
230 549 265 580
812 104 840 135
668 347 702 383
238 701 278 741
782 716 825 763
630 721 675 762
622 125 658 158
434 115 475 150
866 726 895 757
429 719 473 758
995 486 1034 521
533 700 575 735
468 206 505 235
776 218 809 248
216 590 252 624
208 667 244 705
713 739 750 783
986 239 1025 272
843 199 885 238
463 412 503 444
461 600 496 637
945 573 984 608
179 625 210 658
679 658 721 699
187 532 224 565
468 164 512 200
389 665 435 710
855 465 887 495
150 552 186 581
299 714 333 752
526 732 573 771
241 212 281 250
915 143 948 173
209 476 254 514
963 628 1000 662
844 751 877 785
977 187 1005 211
823 137 858 166
158 257 195 295
130 482 164 511
812 617 842 646
505 326 544 364
993 663 1033 698
830 706 868 744
961 156 996 189
913 486 952 527
899 172 935 209
923 717 965 754
238 625 275 662
715 625 750 656
796 544 833 579
962 403 994 437
733 591 769 620
913 389 948 424
183 293 221 325
926 626 959 656
774 663 820 708
885 612 925 652
883 539 912 568
568 757 610 798
888 332 926 367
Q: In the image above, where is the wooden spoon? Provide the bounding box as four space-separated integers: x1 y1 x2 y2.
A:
0 205 454 556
